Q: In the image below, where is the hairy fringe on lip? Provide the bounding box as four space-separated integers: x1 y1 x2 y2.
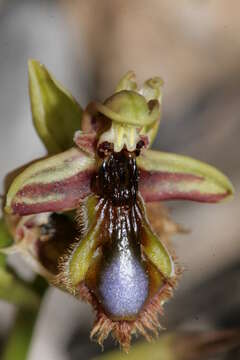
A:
54 202 183 352
53 241 78 295
52 201 94 294
55 234 182 352
77 261 182 353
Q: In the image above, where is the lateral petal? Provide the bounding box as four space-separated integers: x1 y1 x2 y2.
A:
138 150 234 203
5 148 96 215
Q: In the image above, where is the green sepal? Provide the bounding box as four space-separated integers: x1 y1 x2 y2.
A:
28 59 83 154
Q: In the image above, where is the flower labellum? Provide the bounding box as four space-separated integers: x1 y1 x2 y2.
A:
3 61 234 351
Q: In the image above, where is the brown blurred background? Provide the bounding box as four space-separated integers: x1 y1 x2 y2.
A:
0 1 239 359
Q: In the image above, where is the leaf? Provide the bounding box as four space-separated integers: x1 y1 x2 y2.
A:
137 150 234 203
28 59 83 154
5 148 96 215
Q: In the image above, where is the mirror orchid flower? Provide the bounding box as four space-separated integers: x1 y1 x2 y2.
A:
3 60 234 351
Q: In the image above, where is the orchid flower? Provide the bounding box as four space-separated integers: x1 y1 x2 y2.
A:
3 60 234 351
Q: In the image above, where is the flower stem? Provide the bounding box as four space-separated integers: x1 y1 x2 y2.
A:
0 264 41 310
1 276 48 360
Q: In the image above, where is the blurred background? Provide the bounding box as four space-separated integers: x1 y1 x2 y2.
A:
0 0 240 359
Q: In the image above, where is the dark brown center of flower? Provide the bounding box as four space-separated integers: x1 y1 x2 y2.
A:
93 149 139 206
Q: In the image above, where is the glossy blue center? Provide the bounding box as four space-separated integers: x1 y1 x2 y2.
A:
98 249 149 318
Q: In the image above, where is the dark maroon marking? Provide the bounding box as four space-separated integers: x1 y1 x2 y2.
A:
12 170 95 215
97 142 114 158
12 196 82 215
139 135 149 149
17 170 94 197
139 170 203 183
139 170 229 203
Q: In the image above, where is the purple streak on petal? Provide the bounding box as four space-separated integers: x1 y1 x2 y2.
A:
12 170 94 215
139 170 228 203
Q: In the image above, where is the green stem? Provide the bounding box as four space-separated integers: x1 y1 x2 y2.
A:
0 265 42 310
1 277 48 360
2 308 39 360
0 218 48 359
0 218 13 249
0 218 42 310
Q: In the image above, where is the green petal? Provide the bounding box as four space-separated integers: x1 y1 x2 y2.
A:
138 77 163 145
139 76 163 104
5 148 96 215
115 71 138 92
28 59 82 154
138 149 234 203
117 74 163 145
68 195 103 286
96 90 160 127
142 219 174 279
140 119 160 147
